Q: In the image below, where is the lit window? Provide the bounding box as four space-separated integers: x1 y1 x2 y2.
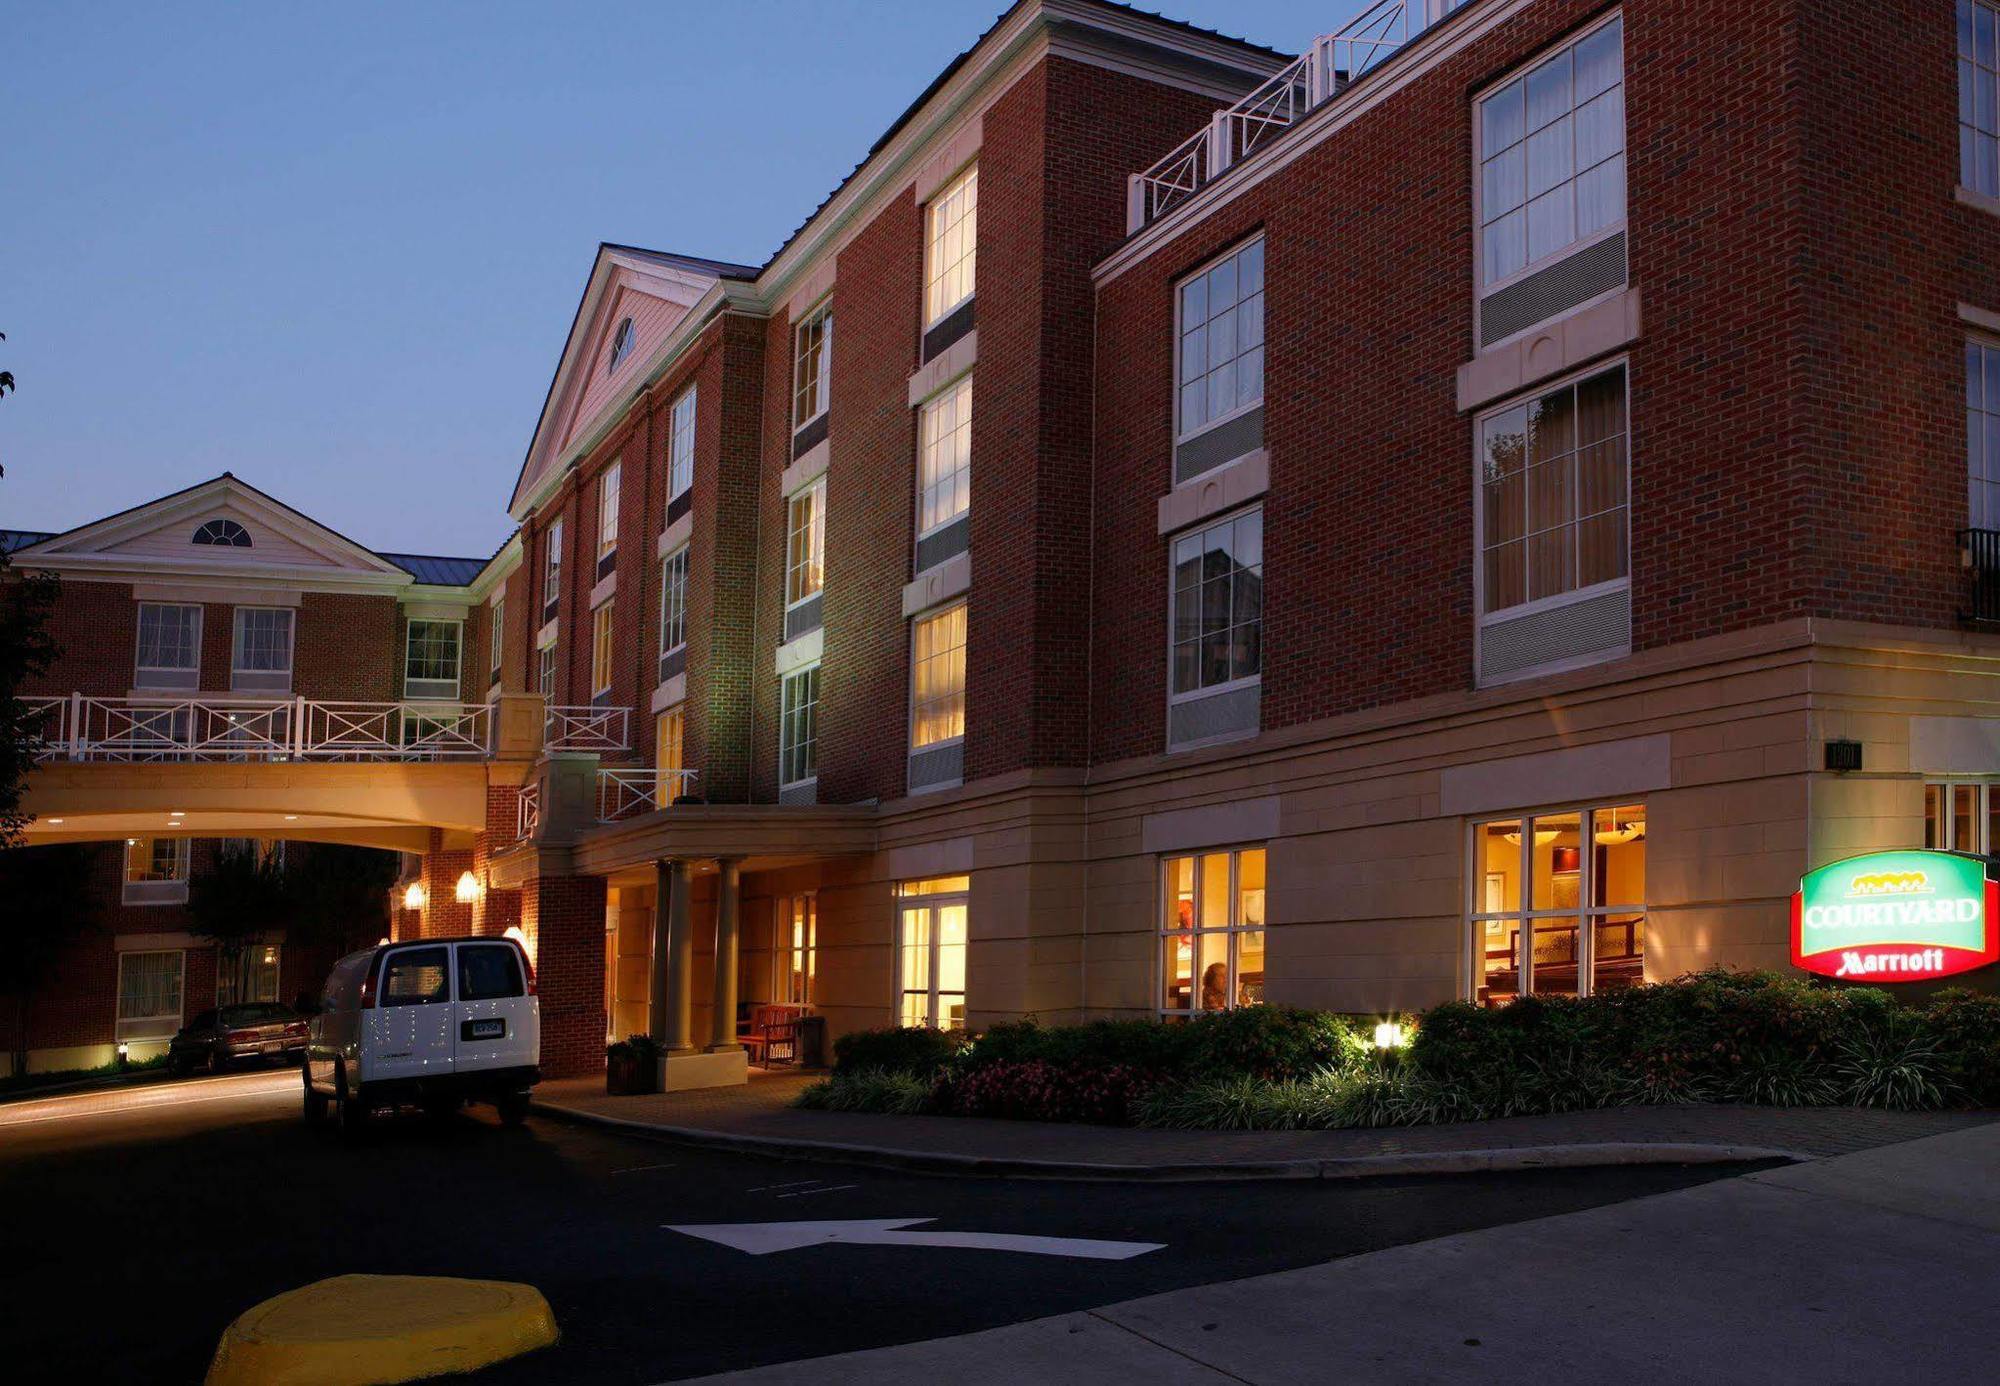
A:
191 518 251 547
1177 238 1264 439
1478 362 1628 617
1170 507 1262 697
116 949 185 1034
793 303 832 430
655 705 685 803
135 603 201 684
895 875 968 1028
591 599 615 698
659 546 689 656
917 376 972 538
785 479 825 610
1470 804 1647 1004
779 664 819 788
543 517 565 620
1964 2 2000 197
1160 848 1265 1014
911 603 966 750
232 607 295 675
924 164 978 327
126 836 188 884
218 943 282 1006
597 462 621 563
668 386 697 500
488 598 505 682
1969 340 2000 528
778 893 817 1006
1478 16 1624 287
607 316 635 373
1926 781 2000 854
404 619 462 698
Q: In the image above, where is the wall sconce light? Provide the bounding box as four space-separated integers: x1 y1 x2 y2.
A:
504 925 536 966
402 882 428 911
455 870 482 904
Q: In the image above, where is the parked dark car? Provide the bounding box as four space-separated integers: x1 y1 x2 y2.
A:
168 1003 308 1074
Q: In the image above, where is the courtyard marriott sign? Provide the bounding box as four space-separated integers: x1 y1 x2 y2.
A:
1792 850 2000 981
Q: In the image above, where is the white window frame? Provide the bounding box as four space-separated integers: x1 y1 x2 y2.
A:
1473 10 1626 302
404 618 463 701
1925 780 2000 853
537 642 557 702
134 602 202 686
116 948 186 1039
659 545 689 657
1173 235 1266 446
1471 357 1631 635
489 597 505 682
779 663 820 790
1166 504 1263 705
122 836 190 906
793 301 832 431
916 374 973 541
597 461 621 563
895 877 969 1029
1158 846 1267 1016
608 316 635 373
1466 801 1648 1003
590 598 616 700
668 386 697 501
542 517 565 620
231 606 295 678
923 163 978 329
785 477 826 612
1963 1 2000 199
909 601 966 752
1969 337 2000 530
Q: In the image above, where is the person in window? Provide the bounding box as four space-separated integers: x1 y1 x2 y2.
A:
1200 962 1228 1012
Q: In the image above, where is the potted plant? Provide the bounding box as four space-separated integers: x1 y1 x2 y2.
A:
606 1033 662 1095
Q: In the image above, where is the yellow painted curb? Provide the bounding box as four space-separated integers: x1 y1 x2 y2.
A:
205 1274 558 1385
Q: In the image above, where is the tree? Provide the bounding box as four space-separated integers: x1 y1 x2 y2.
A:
283 844 397 958
186 844 291 1004
0 327 59 849
0 845 99 1074
188 842 397 1005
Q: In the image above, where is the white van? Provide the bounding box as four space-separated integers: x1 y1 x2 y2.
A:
305 936 540 1130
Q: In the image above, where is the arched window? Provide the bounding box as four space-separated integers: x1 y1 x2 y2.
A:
191 519 251 548
607 317 635 373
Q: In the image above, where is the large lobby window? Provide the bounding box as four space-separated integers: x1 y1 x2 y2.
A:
1470 803 1646 1004
895 875 967 1029
1926 781 2000 853
1160 847 1265 1014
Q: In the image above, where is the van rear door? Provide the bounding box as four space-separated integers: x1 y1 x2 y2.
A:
367 945 455 1084
452 941 538 1077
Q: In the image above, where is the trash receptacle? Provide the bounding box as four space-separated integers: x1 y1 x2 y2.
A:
797 1015 827 1069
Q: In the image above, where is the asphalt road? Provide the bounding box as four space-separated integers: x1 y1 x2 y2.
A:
0 1069 1762 1384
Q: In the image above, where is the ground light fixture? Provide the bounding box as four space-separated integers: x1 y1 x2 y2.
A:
402 882 427 911
455 870 481 904
1373 1021 1406 1051
115 1042 129 1068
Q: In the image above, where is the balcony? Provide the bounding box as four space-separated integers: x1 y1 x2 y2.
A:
26 695 494 763
1961 528 2000 623
545 704 631 755
598 768 701 823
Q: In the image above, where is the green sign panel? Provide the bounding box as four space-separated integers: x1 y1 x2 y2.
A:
1791 849 1999 981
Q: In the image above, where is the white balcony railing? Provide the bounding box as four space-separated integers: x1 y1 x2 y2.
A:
598 768 700 822
32 695 493 763
516 781 541 840
1127 0 1417 232
546 704 631 754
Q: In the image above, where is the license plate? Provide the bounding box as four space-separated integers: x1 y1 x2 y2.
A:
261 1041 282 1053
467 1018 505 1040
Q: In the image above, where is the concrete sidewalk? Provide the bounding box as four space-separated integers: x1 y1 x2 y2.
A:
534 1074 1994 1180
675 1121 2000 1385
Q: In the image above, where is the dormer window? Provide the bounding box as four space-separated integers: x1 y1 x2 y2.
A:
192 519 251 548
608 317 635 373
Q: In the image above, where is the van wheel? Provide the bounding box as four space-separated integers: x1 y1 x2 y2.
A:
336 1065 369 1134
495 1090 531 1127
303 1073 328 1125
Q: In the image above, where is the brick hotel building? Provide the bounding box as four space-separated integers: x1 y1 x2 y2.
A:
11 0 2000 1080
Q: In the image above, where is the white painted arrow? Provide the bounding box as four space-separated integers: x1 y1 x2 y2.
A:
665 1218 1164 1261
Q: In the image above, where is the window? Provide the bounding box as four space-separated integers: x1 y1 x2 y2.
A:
1478 363 1628 618
404 619 462 699
542 517 564 620
459 944 525 1001
1170 508 1262 697
778 893 817 1005
489 599 505 682
135 603 201 684
608 316 635 373
191 518 251 547
911 603 966 750
231 607 294 690
779 664 819 787
1160 848 1265 1014
126 836 188 885
659 546 689 656
917 375 972 538
537 642 557 701
1969 340 2000 529
655 705 685 801
1478 16 1624 289
895 875 968 1028
117 950 185 1033
668 386 697 500
380 947 451 1006
597 461 621 564
924 164 978 327
785 479 825 610
793 303 832 430
217 943 281 1007
1177 239 1265 439
1965 2 2000 197
1471 803 1647 1003
1925 781 2000 853
591 599 615 698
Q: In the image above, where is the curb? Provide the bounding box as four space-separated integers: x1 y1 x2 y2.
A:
531 1100 1809 1182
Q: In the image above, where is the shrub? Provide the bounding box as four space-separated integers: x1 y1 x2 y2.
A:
1923 989 2000 1105
793 1069 933 1115
940 1060 1159 1125
606 1033 662 1062
1834 1016 1953 1111
831 1026 964 1078
957 1008 1369 1085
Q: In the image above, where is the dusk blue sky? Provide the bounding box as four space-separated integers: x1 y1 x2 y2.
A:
2 1 1376 558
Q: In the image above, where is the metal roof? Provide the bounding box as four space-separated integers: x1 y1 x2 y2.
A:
1 530 55 555
378 552 489 587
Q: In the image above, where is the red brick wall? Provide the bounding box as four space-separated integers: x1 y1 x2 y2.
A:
522 872 607 1078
